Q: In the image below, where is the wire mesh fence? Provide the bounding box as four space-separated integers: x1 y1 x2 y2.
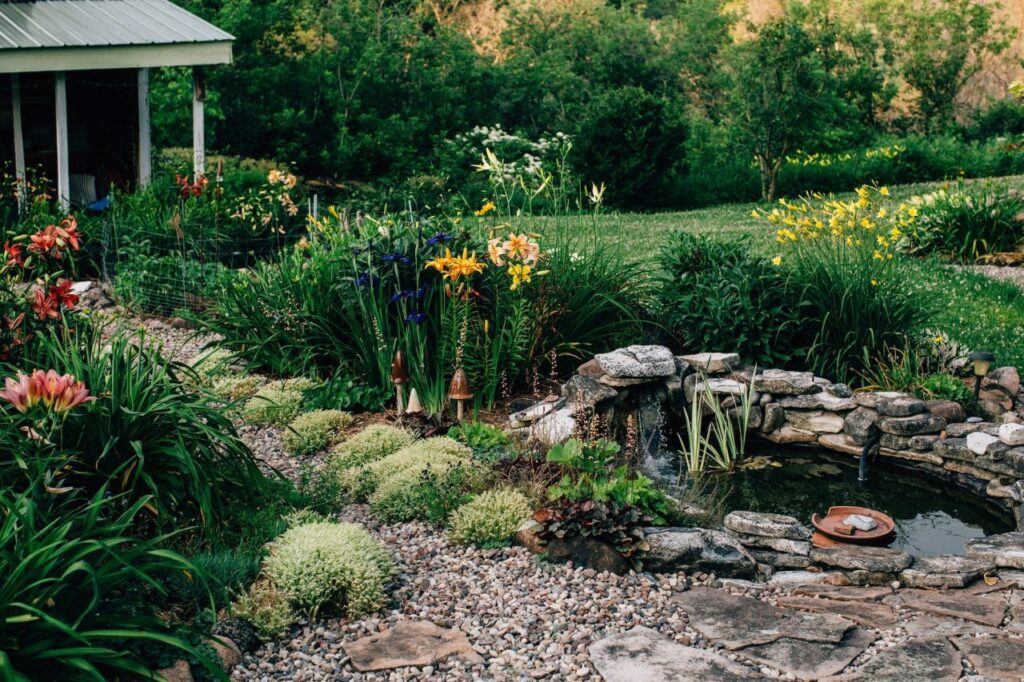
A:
99 216 301 317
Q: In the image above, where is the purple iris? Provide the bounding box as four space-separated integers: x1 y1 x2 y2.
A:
414 285 429 299
391 289 414 303
405 311 427 324
426 232 453 247
355 272 380 287
382 252 412 265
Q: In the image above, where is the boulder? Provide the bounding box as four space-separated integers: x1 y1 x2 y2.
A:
843 407 880 445
642 527 756 578
156 661 193 682
752 369 820 395
876 396 928 417
723 511 811 540
525 408 575 447
785 410 844 434
980 366 1020 405
729 532 811 556
897 555 993 589
876 413 945 436
809 546 913 573
762 425 817 444
562 375 617 410
595 345 676 379
880 434 911 451
513 519 544 555
933 436 975 462
775 392 857 411
925 399 966 424
343 620 484 671
966 531 1024 569
999 423 1024 446
677 352 739 374
545 535 630 574
209 636 242 671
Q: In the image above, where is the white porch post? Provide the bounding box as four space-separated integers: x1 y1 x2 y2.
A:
10 74 25 209
54 71 70 211
137 67 151 187
192 66 205 176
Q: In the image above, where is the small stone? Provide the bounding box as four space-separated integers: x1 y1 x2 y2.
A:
577 358 603 377
210 636 242 671
809 546 912 573
967 432 1001 455
545 535 629 574
876 413 945 436
752 369 820 395
513 519 544 554
748 549 812 569
826 383 854 398
907 434 939 451
527 408 575 447
723 511 811 540
955 635 1024 681
843 407 880 445
678 352 740 374
998 423 1024 446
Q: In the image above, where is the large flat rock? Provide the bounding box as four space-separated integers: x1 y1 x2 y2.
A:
588 626 757 682
888 589 1008 627
898 554 993 589
966 532 1024 569
642 527 756 578
595 345 676 379
902 614 1004 638
809 546 913 573
753 369 819 395
791 584 893 602
736 628 875 680
954 636 1024 681
724 510 811 540
776 596 897 630
342 620 483 672
672 587 854 650
824 637 961 682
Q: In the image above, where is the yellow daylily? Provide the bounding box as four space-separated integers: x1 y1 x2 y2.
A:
508 263 532 290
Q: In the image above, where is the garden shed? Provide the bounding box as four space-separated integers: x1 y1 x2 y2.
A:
0 0 232 209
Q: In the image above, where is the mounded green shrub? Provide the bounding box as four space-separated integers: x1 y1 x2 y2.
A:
187 349 237 386
283 410 354 456
240 378 317 426
337 437 471 500
328 424 415 472
263 522 393 618
211 375 262 402
231 578 296 640
448 488 533 547
369 459 486 524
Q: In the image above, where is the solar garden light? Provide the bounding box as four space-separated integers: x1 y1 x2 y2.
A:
448 367 473 422
391 351 410 415
969 351 995 400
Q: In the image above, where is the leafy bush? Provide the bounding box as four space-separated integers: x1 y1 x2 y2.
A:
447 421 516 462
369 460 487 524
187 348 238 386
919 372 974 404
448 488 533 547
0 489 221 681
904 180 1024 261
534 497 656 561
3 327 267 530
239 378 316 426
168 549 263 611
283 409 353 456
263 522 393 618
329 424 416 473
655 231 801 365
759 187 933 383
211 374 263 401
231 579 296 640
301 373 391 412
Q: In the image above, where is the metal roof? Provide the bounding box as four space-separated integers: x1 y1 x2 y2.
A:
0 0 232 50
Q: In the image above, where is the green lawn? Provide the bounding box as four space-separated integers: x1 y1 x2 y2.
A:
523 175 1024 369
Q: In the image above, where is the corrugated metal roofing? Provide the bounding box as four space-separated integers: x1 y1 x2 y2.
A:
0 0 233 50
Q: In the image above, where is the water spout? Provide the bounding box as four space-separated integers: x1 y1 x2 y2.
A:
858 432 883 482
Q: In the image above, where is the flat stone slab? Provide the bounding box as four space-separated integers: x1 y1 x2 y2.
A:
810 546 913 573
964 569 1024 594
642 527 756 578
776 392 856 411
954 636 1024 681
888 589 1008 627
776 596 898 630
589 626 756 682
876 413 945 436
595 345 676 379
768 570 847 588
902 614 1004 638
825 637 961 682
898 554 993 589
753 369 819 395
342 620 483 671
724 507 811 540
672 587 854 650
737 628 875 680
791 584 893 602
730 532 810 556
966 532 1024 569
678 352 739 375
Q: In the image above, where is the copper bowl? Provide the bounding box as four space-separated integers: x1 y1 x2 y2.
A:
810 505 896 546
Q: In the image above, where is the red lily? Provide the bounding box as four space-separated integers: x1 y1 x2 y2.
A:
31 287 59 321
4 241 24 268
49 279 78 309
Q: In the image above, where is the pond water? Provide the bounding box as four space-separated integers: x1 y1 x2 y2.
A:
709 448 1016 556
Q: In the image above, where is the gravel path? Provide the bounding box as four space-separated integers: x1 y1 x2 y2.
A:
961 264 1024 291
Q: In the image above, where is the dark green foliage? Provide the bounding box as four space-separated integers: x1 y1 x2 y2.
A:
302 373 391 413
0 488 224 681
655 231 801 365
534 497 653 559
448 421 516 463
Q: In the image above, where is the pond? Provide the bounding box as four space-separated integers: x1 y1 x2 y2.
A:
709 448 1016 556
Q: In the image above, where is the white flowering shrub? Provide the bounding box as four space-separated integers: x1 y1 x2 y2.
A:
231 578 296 640
283 409 353 455
449 489 533 547
264 522 393 618
328 424 415 473
440 125 570 192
